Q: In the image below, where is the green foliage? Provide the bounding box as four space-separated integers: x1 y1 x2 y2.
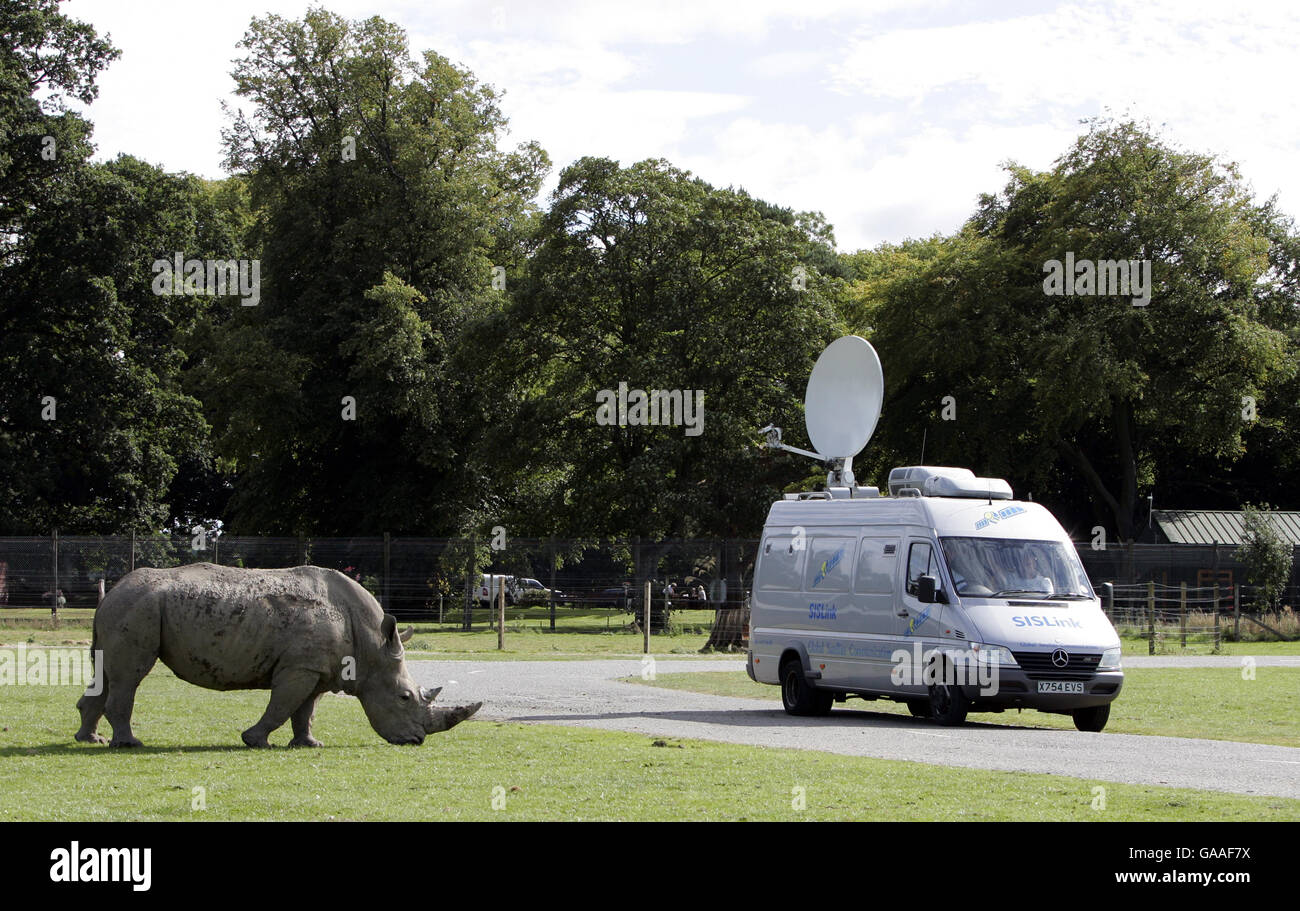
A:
209 7 548 535
1234 503 1294 610
853 119 1300 537
487 156 846 547
0 5 243 535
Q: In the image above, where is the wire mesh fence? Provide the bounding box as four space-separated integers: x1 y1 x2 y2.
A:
0 534 760 650
0 535 1294 651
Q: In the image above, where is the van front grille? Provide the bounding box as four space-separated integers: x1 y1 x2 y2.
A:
1011 650 1101 681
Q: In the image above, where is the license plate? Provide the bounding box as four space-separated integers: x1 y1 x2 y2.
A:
1037 681 1084 694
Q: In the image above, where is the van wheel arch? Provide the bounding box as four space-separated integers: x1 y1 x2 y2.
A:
779 654 833 717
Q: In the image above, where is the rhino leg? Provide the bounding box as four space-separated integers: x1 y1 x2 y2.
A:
103 649 157 749
243 669 321 748
288 693 324 748
75 689 109 744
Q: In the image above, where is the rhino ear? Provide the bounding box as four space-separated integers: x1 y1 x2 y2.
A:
381 614 403 657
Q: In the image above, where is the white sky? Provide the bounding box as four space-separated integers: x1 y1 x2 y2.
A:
64 0 1300 252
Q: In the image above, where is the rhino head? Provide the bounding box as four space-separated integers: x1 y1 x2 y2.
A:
358 616 482 745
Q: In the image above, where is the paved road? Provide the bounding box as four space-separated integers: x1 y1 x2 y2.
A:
409 657 1300 800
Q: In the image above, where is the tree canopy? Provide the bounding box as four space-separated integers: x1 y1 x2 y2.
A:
3 6 1298 548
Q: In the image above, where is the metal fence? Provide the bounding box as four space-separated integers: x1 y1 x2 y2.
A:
1077 541 1300 592
0 535 1293 644
0 534 758 638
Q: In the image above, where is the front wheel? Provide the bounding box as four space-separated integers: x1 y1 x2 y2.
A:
927 680 969 726
906 699 930 718
1072 704 1110 732
781 659 833 717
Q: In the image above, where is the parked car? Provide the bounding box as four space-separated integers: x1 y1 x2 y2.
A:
477 574 519 607
515 577 562 602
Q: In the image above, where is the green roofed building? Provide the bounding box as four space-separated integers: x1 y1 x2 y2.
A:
1152 510 1300 547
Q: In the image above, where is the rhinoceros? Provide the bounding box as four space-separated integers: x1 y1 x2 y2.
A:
74 563 480 747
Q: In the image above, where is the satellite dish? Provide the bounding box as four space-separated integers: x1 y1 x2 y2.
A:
804 335 883 460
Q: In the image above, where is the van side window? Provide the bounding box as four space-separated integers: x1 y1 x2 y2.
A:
757 535 806 591
854 537 898 594
804 537 853 593
906 541 938 595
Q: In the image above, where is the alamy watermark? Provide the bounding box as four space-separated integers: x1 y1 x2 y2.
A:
1043 253 1151 307
50 842 150 891
151 252 261 306
889 642 1000 696
0 646 102 693
595 382 704 437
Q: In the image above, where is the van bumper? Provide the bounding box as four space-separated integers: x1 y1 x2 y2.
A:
963 668 1124 712
745 650 757 682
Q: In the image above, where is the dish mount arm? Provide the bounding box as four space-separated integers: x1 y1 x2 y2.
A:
759 425 857 489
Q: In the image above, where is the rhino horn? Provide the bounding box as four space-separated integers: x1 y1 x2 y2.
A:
426 701 482 734
420 685 442 703
399 626 414 644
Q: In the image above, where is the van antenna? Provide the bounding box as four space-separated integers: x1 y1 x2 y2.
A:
919 428 927 465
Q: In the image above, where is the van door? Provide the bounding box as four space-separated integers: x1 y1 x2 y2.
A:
899 537 945 645
851 535 902 689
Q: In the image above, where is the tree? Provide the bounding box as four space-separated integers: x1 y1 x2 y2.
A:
0 4 242 534
1234 504 1294 611
486 157 847 647
853 119 1299 539
210 7 548 535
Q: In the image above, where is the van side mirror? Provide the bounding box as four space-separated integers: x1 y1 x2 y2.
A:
916 575 947 604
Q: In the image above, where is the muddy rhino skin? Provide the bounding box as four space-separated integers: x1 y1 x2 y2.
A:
75 563 480 747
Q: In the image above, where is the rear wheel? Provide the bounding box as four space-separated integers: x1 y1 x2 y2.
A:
780 659 833 717
1072 704 1110 732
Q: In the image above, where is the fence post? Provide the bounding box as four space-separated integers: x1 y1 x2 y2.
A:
1233 584 1240 640
51 529 59 624
1147 581 1155 656
464 537 476 632
1180 581 1186 649
643 581 651 654
498 577 505 651
129 529 135 572
1213 586 1221 652
382 532 391 613
548 535 557 633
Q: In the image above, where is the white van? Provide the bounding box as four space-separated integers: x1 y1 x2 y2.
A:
747 466 1123 731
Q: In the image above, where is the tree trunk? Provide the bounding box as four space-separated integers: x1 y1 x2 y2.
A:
702 539 750 652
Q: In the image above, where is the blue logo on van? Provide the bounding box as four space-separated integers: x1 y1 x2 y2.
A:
1011 615 1082 629
808 601 837 620
975 505 1026 530
811 547 845 588
903 606 931 637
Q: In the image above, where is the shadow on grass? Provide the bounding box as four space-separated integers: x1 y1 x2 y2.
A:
0 742 255 757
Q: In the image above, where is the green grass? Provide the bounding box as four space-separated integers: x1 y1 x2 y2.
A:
1119 634 1300 656
0 608 728 659
7 611 1299 658
628 667 1300 748
0 665 1295 820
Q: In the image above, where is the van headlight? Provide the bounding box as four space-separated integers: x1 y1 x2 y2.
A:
972 644 1018 667
1098 647 1122 670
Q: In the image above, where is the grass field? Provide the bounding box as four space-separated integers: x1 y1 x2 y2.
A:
628 667 1300 747
1 665 1296 821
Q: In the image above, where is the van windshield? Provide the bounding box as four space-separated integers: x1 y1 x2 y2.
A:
939 537 1093 599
